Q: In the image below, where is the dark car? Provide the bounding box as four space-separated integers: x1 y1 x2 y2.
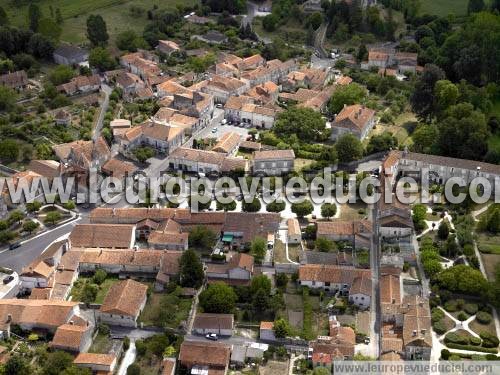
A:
3 276 14 284
8 242 21 250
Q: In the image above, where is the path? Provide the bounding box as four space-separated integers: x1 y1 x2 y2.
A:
117 341 136 375
92 83 112 142
437 306 479 339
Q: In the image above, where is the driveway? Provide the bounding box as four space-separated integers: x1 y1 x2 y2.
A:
92 83 112 142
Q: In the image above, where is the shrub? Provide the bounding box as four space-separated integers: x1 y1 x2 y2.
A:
464 303 478 315
98 323 110 335
476 312 493 324
480 332 500 348
470 337 481 346
431 308 444 323
441 348 451 360
444 332 469 345
433 320 447 335
444 300 459 312
457 312 469 321
123 336 130 351
135 340 147 356
446 343 498 353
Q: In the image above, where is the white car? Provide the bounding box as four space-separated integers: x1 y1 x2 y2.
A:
212 127 218 133
206 333 218 341
221 119 227 125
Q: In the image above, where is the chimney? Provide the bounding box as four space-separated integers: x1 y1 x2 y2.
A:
69 320 74 325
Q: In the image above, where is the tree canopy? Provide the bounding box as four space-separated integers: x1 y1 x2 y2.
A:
199 282 237 313
274 107 329 142
328 83 367 114
86 14 109 45
179 249 204 288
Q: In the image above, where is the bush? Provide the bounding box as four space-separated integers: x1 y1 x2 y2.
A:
98 323 110 335
135 340 147 356
441 348 451 360
480 332 500 348
433 320 447 335
464 303 478 315
431 308 444 323
446 343 498 353
444 332 469 345
470 337 482 346
457 312 469 321
123 336 130 351
444 300 459 312
476 312 493 324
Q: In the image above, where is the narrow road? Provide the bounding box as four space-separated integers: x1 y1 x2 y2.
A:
117 341 136 375
370 201 381 359
92 83 112 142
313 22 329 57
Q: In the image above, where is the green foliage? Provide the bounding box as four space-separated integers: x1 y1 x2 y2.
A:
437 265 490 297
276 273 288 288
366 132 398 154
433 320 447 334
476 311 492 324
86 14 109 45
315 237 336 252
199 283 237 314
89 47 116 71
0 86 17 111
251 237 267 262
242 197 261 212
188 53 216 73
274 107 329 142
437 221 450 240
188 226 217 251
328 83 367 114
42 351 75 375
133 146 155 162
38 18 62 40
321 203 337 219
5 355 31 375
464 303 478 315
457 311 469 321
22 220 39 234
116 30 145 52
291 200 314 218
273 317 290 338
44 211 62 225
266 200 286 212
92 269 107 285
480 331 499 348
179 249 204 288
423 259 443 278
126 363 141 375
335 133 363 163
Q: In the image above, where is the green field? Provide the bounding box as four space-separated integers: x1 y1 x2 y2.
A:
0 0 198 44
419 0 469 17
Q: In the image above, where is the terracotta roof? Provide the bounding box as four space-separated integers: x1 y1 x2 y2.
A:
59 250 83 271
52 137 110 165
208 75 247 92
253 149 295 160
334 104 375 131
124 121 184 143
100 279 148 317
336 76 352 85
368 51 389 62
401 295 432 348
193 313 234 330
29 288 51 299
380 351 402 361
158 40 180 51
102 158 138 179
74 353 116 366
380 274 401 305
212 132 241 154
236 54 265 70
179 340 230 368
27 160 60 179
382 337 403 353
50 323 90 351
349 275 372 296
20 260 54 279
0 70 28 88
228 253 254 270
69 224 134 248
78 248 164 268
260 321 273 330
224 95 254 111
54 269 76 285
239 140 261 151
317 220 373 236
298 264 370 285
110 119 131 129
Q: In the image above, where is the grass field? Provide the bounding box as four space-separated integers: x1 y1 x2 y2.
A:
481 253 500 281
253 16 307 45
477 233 500 255
469 316 497 337
419 0 469 17
0 0 197 44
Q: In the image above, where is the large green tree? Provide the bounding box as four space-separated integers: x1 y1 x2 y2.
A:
335 133 363 163
199 283 237 313
28 3 41 32
86 14 109 45
274 107 329 142
179 249 204 288
89 47 116 71
328 83 366 114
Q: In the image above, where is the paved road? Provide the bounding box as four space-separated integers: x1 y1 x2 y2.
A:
92 83 112 142
370 200 381 359
0 215 83 272
184 333 257 346
313 22 329 58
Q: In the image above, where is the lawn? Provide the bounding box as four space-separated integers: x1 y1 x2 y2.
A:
419 0 469 17
294 158 316 172
338 202 367 220
0 0 197 44
89 333 113 354
95 278 120 303
274 240 301 263
480 253 500 281
70 276 120 303
469 317 497 338
139 288 193 329
477 233 500 255
253 16 307 45
488 133 500 155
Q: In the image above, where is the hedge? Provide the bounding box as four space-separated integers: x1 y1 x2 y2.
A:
464 303 478 315
470 337 482 346
457 312 469 321
431 308 444 323
476 311 493 324
433 320 447 335
445 343 498 354
445 332 469 345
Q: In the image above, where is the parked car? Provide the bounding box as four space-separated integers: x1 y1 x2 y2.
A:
221 119 227 125
211 127 218 133
9 242 21 250
206 333 218 341
3 276 14 284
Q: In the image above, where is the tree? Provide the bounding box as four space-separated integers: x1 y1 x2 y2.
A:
366 132 398 154
199 283 237 313
328 83 366 114
0 6 8 26
411 124 439 154
0 139 19 162
55 8 63 24
93 269 107 285
38 18 61 40
434 80 458 113
187 53 216 73
179 249 204 288
126 364 141 375
43 351 74 375
28 4 42 32
80 282 98 303
28 33 55 59
423 259 442 278
0 86 17 111
315 237 335 252
437 264 489 297
251 237 267 262
86 14 109 45
357 44 368 62
306 12 323 30
486 208 500 234
252 287 270 316
273 317 290 338
410 64 445 121
468 0 485 14
266 200 286 212
89 47 116 71
44 211 62 225
48 65 74 85
8 210 24 225
5 355 31 375
116 30 140 52
188 226 217 251
437 221 449 240
276 273 288 288
242 197 261 212
321 203 337 219
26 200 42 213
291 200 314 218
251 274 272 296
274 107 328 142
22 220 39 234
335 133 363 163
262 14 279 32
